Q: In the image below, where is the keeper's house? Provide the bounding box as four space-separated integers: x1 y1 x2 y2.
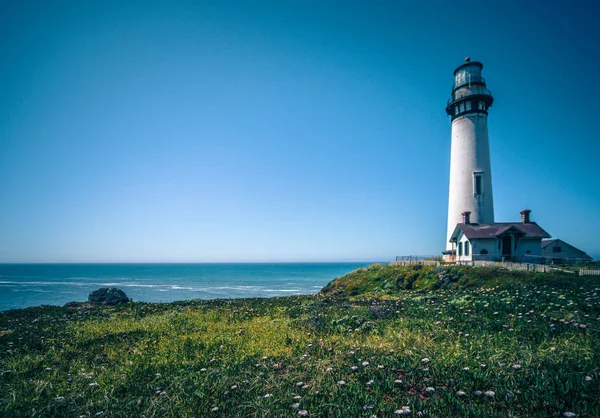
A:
448 209 551 263
541 239 593 264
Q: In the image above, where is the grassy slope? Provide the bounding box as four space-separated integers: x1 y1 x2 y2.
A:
0 265 599 417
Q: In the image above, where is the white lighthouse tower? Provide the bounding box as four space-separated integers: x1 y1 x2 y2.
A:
445 58 495 253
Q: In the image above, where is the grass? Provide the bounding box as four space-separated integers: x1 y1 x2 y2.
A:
1 264 599 417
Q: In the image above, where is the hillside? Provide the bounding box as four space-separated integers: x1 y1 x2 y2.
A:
1 264 599 417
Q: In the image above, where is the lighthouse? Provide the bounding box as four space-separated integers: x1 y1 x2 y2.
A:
445 58 495 252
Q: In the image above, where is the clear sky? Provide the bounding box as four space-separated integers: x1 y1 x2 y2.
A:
1 0 599 262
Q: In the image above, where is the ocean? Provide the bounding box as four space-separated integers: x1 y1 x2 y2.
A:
0 262 374 311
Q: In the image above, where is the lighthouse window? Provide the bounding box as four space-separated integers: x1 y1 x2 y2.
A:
459 102 465 112
474 173 483 196
466 101 472 111
455 105 459 115
478 101 484 110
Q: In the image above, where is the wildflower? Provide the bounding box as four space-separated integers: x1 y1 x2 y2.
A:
298 410 309 416
294 395 302 400
474 390 483 396
394 406 411 415
231 385 237 390
54 396 65 401
563 413 576 417
585 376 592 381
512 364 522 370
302 385 309 389
351 366 358 371
200 368 207 372
264 393 272 398
425 387 435 393
338 380 346 385
462 367 469 371
367 379 374 386
421 358 430 363
484 391 495 397
211 407 219 412
394 379 403 384
456 391 466 396
291 403 300 409
89 382 100 387
326 367 333 372
362 361 370 367
550 347 556 352
296 382 304 387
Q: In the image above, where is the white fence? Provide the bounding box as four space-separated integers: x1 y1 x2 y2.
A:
580 269 600 276
393 255 599 275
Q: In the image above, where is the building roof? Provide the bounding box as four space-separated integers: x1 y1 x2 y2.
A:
449 222 551 242
541 239 558 249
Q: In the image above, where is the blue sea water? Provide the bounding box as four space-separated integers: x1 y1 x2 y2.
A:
0 263 374 311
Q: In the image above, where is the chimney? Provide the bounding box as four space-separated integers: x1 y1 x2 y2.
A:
462 211 471 224
520 209 531 223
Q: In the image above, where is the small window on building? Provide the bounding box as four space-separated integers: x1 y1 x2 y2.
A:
465 101 472 111
473 173 483 196
465 241 470 256
458 242 463 256
553 246 562 253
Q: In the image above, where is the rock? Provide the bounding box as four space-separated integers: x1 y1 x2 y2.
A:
88 288 129 305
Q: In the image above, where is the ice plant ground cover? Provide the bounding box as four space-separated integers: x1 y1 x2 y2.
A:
1 265 599 417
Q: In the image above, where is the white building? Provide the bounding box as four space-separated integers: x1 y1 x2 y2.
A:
541 239 593 264
444 58 495 258
448 209 551 263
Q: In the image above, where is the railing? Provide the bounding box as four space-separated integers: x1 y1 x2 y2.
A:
392 255 442 267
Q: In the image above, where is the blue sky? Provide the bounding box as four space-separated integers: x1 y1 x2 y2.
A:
1 0 599 262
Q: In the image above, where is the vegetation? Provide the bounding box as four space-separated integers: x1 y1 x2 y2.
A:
1 264 599 417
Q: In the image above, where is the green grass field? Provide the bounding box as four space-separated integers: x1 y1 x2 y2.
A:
1 264 599 417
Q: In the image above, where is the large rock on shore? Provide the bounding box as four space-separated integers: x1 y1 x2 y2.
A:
88 288 129 305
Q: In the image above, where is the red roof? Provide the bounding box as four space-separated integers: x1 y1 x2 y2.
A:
450 222 551 242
